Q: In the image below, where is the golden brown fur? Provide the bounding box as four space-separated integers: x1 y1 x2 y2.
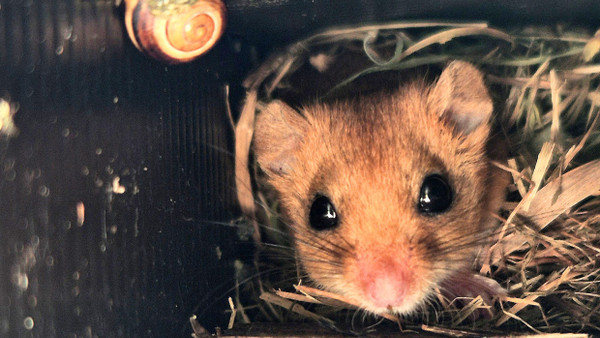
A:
253 61 509 314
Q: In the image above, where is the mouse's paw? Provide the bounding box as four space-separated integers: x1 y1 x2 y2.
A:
439 271 506 320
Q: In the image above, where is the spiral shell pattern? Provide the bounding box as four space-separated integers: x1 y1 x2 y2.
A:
124 0 226 63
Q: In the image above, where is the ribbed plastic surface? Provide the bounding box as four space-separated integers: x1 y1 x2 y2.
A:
1 0 597 336
227 0 600 44
0 1 240 336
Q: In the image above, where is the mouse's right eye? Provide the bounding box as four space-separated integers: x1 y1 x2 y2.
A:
418 174 453 214
309 194 339 230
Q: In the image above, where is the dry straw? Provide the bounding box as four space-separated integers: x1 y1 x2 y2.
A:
231 21 600 336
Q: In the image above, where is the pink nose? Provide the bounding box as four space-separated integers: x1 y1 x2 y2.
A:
358 256 415 309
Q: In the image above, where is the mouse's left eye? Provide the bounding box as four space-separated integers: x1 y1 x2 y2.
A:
418 174 453 214
309 194 339 230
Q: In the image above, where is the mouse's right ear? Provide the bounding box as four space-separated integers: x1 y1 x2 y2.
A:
430 61 493 135
253 100 308 177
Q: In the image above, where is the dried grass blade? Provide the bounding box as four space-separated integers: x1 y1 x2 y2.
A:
582 29 600 61
486 232 532 267
259 292 336 326
397 27 512 62
571 64 600 74
451 296 489 326
550 70 563 141
306 21 490 44
542 90 579 127
275 290 323 305
497 307 543 334
520 159 600 230
421 324 483 337
294 285 358 307
483 48 583 67
295 285 401 323
276 289 353 309
328 54 451 95
487 74 551 89
564 108 600 168
234 90 261 243
522 142 555 211
227 297 237 329
507 158 530 197
510 58 551 125
496 268 579 326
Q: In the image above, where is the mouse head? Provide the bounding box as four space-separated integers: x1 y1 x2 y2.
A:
253 61 497 314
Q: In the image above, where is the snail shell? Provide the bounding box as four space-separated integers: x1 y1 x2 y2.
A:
124 0 226 63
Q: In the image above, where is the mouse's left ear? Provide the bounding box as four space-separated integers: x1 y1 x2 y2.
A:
430 61 493 135
253 100 308 177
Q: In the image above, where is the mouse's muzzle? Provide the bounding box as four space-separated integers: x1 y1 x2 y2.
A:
348 245 433 314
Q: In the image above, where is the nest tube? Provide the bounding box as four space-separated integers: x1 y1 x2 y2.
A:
231 21 600 335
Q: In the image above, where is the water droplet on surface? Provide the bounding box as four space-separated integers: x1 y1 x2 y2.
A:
72 286 80 297
5 169 16 181
28 295 37 307
23 317 34 330
25 63 35 74
63 25 73 40
38 185 49 197
15 273 29 291
72 271 80 280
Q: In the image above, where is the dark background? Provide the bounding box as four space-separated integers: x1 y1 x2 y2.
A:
0 0 598 337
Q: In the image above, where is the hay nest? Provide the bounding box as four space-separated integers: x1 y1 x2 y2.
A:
229 22 600 336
